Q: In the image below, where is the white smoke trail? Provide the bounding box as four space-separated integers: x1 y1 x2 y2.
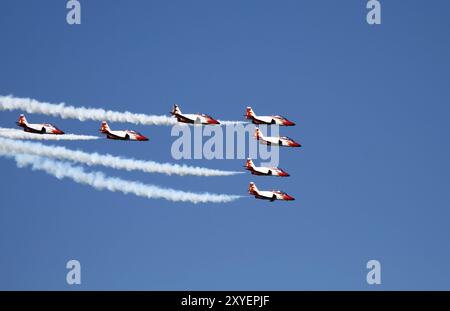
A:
0 128 99 141
0 151 242 204
0 137 242 177
0 95 246 126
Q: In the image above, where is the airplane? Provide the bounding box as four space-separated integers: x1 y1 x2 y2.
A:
254 128 301 147
16 114 64 134
248 182 295 201
170 104 220 125
100 121 149 141
246 107 295 126
245 158 290 177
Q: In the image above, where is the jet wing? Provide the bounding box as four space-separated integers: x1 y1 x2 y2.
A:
252 116 275 124
260 136 281 145
175 114 197 124
106 130 128 139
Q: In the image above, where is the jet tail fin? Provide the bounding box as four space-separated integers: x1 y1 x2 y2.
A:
249 182 259 195
100 121 110 133
246 106 256 119
245 158 255 169
171 104 181 116
254 127 263 140
17 114 27 126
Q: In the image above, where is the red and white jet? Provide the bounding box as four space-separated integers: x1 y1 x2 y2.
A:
171 104 220 125
100 121 148 141
245 158 290 177
249 182 295 202
16 114 64 134
255 128 301 147
246 107 295 126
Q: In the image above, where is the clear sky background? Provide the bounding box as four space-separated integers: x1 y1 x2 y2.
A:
1 0 450 290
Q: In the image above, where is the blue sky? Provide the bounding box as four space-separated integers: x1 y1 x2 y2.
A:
1 0 450 290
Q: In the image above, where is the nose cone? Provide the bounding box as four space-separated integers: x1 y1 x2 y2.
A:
52 129 64 134
279 171 290 177
284 194 295 201
289 141 301 147
208 119 220 125
138 135 149 141
283 120 296 126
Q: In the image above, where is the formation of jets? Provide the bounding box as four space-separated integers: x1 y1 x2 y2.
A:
244 157 296 202
15 105 300 203
244 107 299 202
